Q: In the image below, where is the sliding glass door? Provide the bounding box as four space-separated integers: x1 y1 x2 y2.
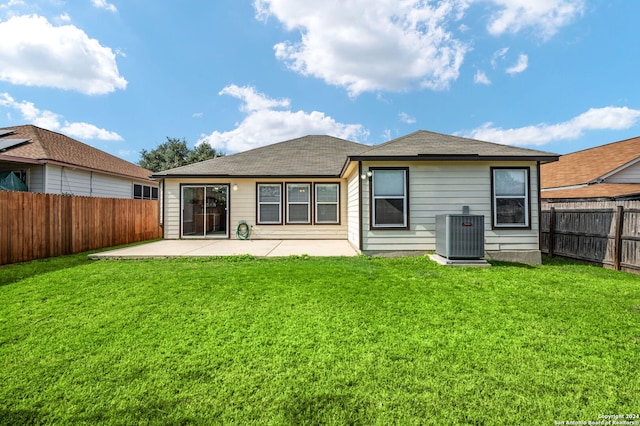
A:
181 185 228 238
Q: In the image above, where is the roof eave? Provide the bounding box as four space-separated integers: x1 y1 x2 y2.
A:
349 154 560 162
151 173 342 179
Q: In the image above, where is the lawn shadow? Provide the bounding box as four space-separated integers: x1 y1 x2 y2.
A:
0 253 93 287
0 241 160 287
283 393 363 425
486 260 538 269
0 409 45 426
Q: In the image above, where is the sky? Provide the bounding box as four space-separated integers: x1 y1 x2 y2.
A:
1 0 639 165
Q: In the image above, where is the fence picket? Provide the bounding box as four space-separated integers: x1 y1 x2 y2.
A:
0 191 162 266
542 201 640 273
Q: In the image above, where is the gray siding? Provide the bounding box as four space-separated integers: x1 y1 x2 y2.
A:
607 160 640 183
361 161 541 253
44 164 154 198
346 168 360 249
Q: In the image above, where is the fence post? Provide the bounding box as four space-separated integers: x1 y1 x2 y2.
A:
613 205 624 271
548 207 556 258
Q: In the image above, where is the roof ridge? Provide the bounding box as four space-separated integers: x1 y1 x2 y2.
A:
562 135 640 156
0 123 154 180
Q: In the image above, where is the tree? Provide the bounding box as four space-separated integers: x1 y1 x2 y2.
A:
186 142 219 164
139 137 222 172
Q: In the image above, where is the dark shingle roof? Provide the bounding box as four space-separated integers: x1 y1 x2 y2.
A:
0 125 154 181
153 135 370 177
353 130 559 160
152 130 558 178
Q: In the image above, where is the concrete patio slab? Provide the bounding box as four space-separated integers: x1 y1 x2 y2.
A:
89 239 359 259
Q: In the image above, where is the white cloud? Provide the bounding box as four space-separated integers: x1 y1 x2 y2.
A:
482 0 585 39
0 92 123 141
192 112 204 119
505 53 528 74
0 0 25 10
254 1 584 96
474 70 491 85
55 12 71 23
92 0 117 13
399 112 416 124
60 122 122 141
198 85 368 153
463 107 640 146
219 84 290 112
491 47 509 68
0 15 127 94
255 0 469 96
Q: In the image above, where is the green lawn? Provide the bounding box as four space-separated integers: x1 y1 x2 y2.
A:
1 253 639 425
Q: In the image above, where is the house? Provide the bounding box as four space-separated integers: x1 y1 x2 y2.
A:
541 136 640 202
0 125 157 199
152 130 558 263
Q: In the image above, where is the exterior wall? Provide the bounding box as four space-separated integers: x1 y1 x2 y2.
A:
346 167 360 249
163 177 350 240
360 161 541 257
0 162 45 192
43 164 154 198
28 166 45 193
607 161 640 183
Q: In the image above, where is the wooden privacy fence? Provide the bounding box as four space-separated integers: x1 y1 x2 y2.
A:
0 191 162 266
541 201 640 273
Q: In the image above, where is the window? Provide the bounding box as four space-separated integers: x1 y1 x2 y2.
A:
286 183 311 224
315 183 339 224
492 168 530 228
257 183 282 224
371 168 409 229
134 184 159 200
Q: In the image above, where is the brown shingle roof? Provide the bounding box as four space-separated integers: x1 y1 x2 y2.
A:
153 135 370 177
353 130 559 160
542 183 640 200
541 136 640 189
0 125 153 181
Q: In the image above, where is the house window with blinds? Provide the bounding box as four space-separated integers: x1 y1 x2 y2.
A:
286 183 311 224
491 167 530 228
315 183 339 224
257 183 282 224
370 168 409 229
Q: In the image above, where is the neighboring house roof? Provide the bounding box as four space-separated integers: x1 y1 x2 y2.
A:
153 135 370 177
541 136 640 189
351 130 559 161
0 125 153 182
542 183 640 201
153 130 559 178
540 135 640 201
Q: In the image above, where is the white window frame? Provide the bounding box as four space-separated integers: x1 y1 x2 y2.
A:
314 183 339 224
492 167 530 229
257 183 282 224
371 168 409 229
286 183 311 224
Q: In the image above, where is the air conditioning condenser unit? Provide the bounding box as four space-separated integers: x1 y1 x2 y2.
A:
435 214 484 260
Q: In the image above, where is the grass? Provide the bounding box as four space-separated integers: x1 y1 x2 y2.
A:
1 253 639 425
